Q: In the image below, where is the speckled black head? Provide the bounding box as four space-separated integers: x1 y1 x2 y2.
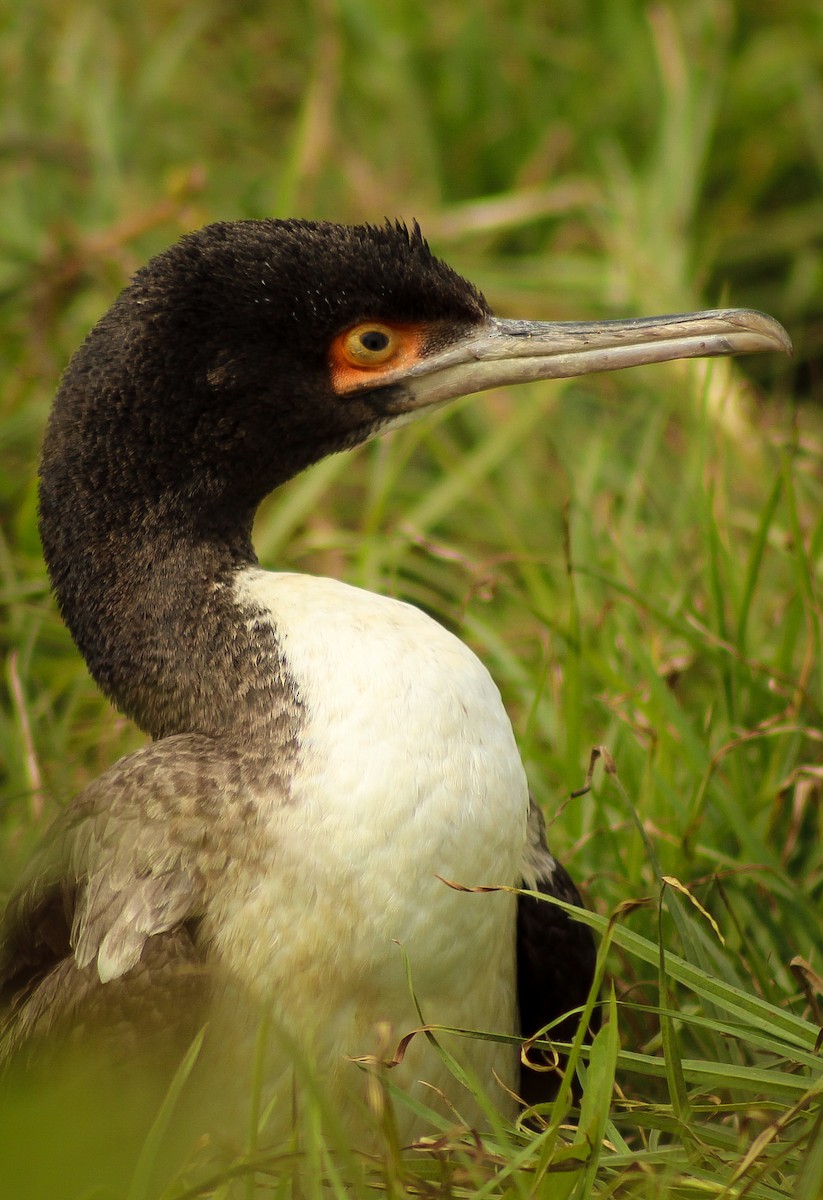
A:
42 219 488 542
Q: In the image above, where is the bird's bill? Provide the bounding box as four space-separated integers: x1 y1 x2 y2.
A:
390 308 791 413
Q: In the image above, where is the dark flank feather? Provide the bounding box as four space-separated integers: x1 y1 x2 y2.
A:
517 800 599 1105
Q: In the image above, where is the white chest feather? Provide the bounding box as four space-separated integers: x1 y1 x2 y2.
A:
210 569 529 1131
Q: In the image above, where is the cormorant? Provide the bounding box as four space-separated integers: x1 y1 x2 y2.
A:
0 220 790 1144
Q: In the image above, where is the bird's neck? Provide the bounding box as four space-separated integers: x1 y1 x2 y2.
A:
42 486 299 746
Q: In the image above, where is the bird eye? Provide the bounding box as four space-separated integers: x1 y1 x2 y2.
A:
341 323 401 367
329 320 427 392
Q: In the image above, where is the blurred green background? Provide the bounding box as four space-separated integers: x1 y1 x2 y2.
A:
1 1 822 1196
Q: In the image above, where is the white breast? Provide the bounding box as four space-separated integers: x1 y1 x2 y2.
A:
209 569 529 1137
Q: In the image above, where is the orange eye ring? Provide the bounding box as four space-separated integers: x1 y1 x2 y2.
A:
329 321 427 393
340 323 401 368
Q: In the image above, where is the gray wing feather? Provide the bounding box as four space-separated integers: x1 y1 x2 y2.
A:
0 732 256 1068
76 867 200 980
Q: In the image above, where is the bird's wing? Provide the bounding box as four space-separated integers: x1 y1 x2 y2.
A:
516 797 598 1104
0 733 248 1070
